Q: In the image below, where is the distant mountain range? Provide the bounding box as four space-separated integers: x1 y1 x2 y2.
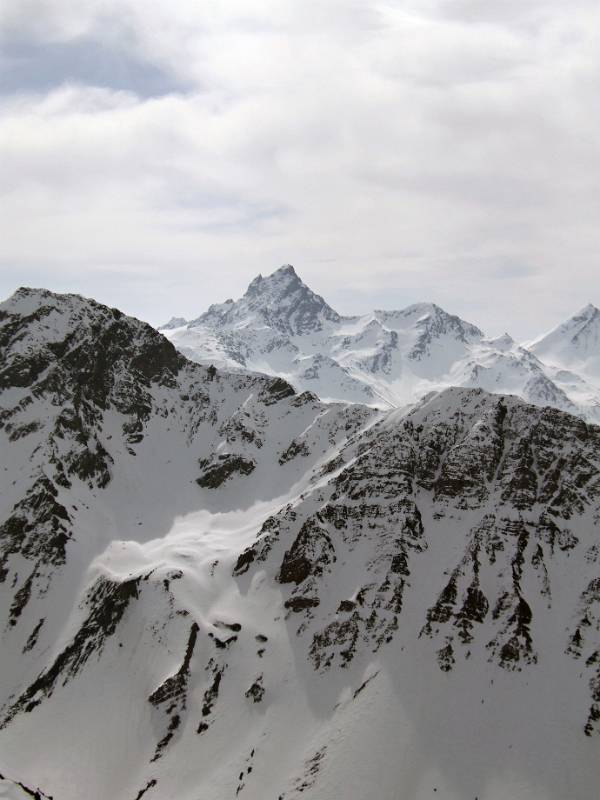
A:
161 264 600 421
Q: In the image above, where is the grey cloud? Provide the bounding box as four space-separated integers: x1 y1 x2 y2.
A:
1 0 600 342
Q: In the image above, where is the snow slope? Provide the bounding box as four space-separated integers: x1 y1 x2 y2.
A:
0 288 599 800
162 265 600 421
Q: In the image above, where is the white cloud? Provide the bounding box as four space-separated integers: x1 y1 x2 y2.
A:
1 0 600 338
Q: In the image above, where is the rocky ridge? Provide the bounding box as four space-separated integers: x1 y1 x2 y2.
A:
162 265 600 422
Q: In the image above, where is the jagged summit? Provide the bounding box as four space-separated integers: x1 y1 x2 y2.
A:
246 263 298 292
243 264 316 306
189 264 340 336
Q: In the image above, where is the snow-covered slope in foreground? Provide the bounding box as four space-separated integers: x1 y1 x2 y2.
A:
162 265 600 421
0 288 599 800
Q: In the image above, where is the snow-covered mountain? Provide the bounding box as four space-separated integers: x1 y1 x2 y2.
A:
1 287 599 800
162 265 600 421
193 264 341 336
528 302 600 384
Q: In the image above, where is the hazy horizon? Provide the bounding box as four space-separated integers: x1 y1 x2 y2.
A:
1 261 596 345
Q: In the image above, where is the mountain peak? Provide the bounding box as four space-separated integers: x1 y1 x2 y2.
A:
528 302 600 373
576 302 599 319
159 316 188 331
7 286 63 307
2 286 96 319
192 265 340 335
245 264 301 297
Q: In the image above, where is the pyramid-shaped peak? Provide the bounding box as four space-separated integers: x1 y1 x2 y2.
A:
539 303 600 335
575 303 599 319
191 265 340 335
528 302 600 370
245 264 301 295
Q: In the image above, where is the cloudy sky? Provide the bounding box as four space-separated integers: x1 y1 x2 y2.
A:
1 1 600 339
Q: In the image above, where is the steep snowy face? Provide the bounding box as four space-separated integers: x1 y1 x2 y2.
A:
162 267 600 421
331 303 484 384
375 302 483 355
529 304 600 374
462 347 580 415
0 289 599 800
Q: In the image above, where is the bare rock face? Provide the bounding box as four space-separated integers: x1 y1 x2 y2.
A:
149 621 200 761
197 454 257 488
236 388 600 727
567 576 600 735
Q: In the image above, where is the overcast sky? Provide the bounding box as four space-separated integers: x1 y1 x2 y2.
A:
1 1 600 340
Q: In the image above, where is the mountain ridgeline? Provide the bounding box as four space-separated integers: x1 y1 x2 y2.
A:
163 264 600 422
0 284 598 800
